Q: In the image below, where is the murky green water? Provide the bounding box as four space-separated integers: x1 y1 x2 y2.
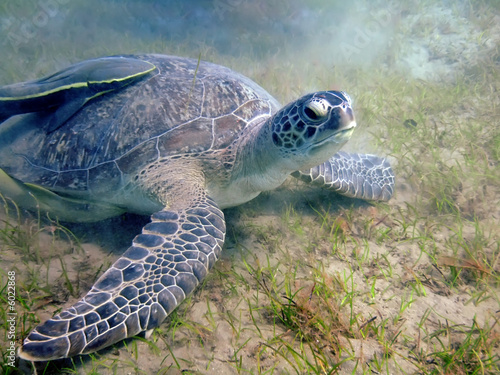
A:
1 1 499 373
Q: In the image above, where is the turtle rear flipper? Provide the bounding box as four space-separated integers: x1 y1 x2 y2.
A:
0 56 156 131
292 151 395 201
0 168 124 222
18 185 225 361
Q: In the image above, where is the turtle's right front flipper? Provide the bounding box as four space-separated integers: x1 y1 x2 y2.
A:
18 189 225 361
292 151 395 201
0 56 155 131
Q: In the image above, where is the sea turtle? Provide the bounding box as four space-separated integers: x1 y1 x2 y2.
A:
0 54 394 361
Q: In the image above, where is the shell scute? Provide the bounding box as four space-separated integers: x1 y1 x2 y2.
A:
157 118 213 157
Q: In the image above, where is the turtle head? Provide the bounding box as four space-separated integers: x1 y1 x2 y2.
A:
270 91 356 169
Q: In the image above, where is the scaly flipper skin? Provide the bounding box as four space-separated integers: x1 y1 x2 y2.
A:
18 192 225 361
292 151 395 201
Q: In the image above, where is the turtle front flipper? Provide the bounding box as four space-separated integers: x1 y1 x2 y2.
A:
0 56 156 131
18 192 225 361
292 151 395 201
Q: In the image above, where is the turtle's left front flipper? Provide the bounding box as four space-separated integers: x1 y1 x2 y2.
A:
0 56 156 131
18 189 225 361
292 151 395 201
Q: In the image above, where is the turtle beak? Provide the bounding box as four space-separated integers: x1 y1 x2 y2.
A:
337 103 356 132
338 108 357 139
313 104 356 147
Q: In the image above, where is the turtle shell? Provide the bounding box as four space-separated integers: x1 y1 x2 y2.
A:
0 55 280 199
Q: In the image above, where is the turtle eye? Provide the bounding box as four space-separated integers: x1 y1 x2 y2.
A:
303 106 319 120
302 99 328 122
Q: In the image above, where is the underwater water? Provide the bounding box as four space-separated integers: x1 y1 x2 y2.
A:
1 0 499 373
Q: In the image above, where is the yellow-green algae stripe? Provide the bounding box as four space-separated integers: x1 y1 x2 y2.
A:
0 57 156 118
